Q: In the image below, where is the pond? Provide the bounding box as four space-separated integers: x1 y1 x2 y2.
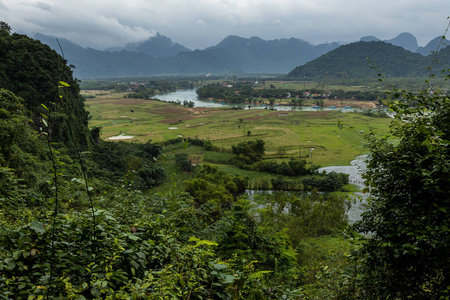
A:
246 155 369 224
318 155 368 223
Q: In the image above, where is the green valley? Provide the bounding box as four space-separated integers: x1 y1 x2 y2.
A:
1 21 450 299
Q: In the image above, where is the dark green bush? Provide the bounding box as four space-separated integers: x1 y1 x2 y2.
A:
302 171 349 191
175 153 193 172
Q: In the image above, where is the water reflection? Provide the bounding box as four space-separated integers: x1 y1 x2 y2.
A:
318 155 368 223
245 155 369 224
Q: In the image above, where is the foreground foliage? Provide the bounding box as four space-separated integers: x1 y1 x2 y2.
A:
0 191 297 299
0 84 350 298
350 75 450 298
11 23 445 299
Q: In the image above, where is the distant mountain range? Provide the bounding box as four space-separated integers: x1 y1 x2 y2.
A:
359 32 450 55
206 35 340 73
105 33 191 57
31 32 450 78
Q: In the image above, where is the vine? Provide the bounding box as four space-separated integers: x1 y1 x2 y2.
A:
41 39 98 298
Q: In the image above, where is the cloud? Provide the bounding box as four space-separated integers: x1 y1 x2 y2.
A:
195 19 206 27
18 1 52 12
4 0 158 48
32 1 52 12
0 0 8 11
2 0 450 49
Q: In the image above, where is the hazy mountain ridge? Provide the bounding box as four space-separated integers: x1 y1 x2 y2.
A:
33 32 341 77
416 36 450 55
384 32 419 52
360 32 449 54
31 32 449 78
209 35 340 73
106 33 191 57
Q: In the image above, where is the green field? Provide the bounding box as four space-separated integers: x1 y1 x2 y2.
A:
86 95 392 167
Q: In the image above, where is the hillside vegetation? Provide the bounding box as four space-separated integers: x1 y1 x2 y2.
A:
1 25 449 299
0 26 362 299
288 41 450 80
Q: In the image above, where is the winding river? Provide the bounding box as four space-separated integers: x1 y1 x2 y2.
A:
155 89 361 112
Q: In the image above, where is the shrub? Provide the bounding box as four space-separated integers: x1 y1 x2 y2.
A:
174 153 193 172
231 139 265 165
302 171 349 192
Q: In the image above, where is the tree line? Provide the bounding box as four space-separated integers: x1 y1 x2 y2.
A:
197 82 387 104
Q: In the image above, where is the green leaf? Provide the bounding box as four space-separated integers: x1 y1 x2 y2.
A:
213 263 228 270
59 81 70 87
30 220 45 235
222 274 236 284
105 215 116 221
127 233 140 241
141 282 151 289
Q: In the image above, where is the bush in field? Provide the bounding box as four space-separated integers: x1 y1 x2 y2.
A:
92 140 165 189
271 177 301 190
136 164 167 188
175 153 193 172
231 139 265 165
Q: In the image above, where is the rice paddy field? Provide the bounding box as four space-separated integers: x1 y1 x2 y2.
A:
85 91 392 167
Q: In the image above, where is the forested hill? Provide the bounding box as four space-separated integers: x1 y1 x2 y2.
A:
0 29 90 146
287 41 449 80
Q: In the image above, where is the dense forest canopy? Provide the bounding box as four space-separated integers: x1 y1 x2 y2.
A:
0 29 89 146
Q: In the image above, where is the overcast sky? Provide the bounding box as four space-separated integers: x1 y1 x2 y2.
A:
1 0 449 50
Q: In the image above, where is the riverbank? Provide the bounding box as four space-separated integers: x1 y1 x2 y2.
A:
156 89 385 112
